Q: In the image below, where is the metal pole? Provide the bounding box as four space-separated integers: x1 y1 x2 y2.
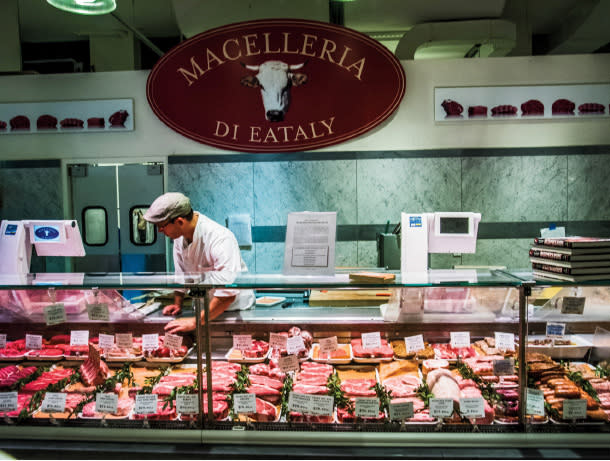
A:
518 282 532 426
193 290 204 429
203 292 214 424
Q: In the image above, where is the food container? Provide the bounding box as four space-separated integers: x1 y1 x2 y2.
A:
310 343 352 364
526 335 592 359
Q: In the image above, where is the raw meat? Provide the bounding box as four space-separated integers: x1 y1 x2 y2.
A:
468 106 488 117
351 339 393 359
441 99 463 116
246 384 281 404
109 110 129 127
521 99 544 115
578 102 605 114
248 397 277 422
491 105 518 116
552 98 575 115
60 118 84 128
87 117 105 128
248 374 283 390
36 114 57 129
10 116 30 130
292 383 328 395
341 379 376 397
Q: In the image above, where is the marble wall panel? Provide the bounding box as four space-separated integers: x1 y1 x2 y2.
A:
358 241 378 267
253 242 357 272
567 153 610 220
462 156 567 222
461 238 531 269
0 167 62 220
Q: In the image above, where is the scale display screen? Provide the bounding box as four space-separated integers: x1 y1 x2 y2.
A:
439 217 469 234
4 224 17 236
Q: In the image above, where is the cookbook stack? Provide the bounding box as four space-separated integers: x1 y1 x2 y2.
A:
530 237 610 282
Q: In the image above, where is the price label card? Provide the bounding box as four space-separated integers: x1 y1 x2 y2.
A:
44 303 66 326
405 334 425 353
310 395 334 416
494 332 515 351
459 397 485 418
526 388 545 416
355 398 380 418
0 334 6 349
563 399 587 420
319 336 338 354
361 332 382 350
546 322 566 338
41 392 67 413
279 354 300 373
233 393 256 414
288 392 311 414
269 333 287 350
233 335 252 351
286 335 306 355
87 302 109 321
177 394 199 414
493 359 515 376
95 393 118 414
115 333 133 349
429 398 454 418
561 297 586 315
134 394 158 415
142 333 159 351
164 333 183 350
450 331 470 349
0 392 18 412
288 393 333 416
70 330 89 346
25 334 43 350
98 333 114 351
389 400 414 421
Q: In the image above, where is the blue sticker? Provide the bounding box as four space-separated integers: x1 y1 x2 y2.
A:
4 224 18 236
33 226 60 242
409 216 422 228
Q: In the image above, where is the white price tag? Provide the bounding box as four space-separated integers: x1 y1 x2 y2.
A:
361 332 381 350
288 392 311 414
0 392 18 412
288 393 334 416
142 334 159 351
233 335 252 352
0 334 6 349
70 330 89 346
405 334 425 353
319 336 338 354
278 354 300 373
494 332 515 351
546 322 566 338
459 397 485 418
286 335 306 355
269 333 287 350
233 393 256 414
563 399 587 420
41 393 67 413
493 359 515 377
389 400 414 421
526 388 545 416
450 331 470 349
429 398 454 418
87 302 109 321
163 333 183 350
176 394 199 414
310 394 334 416
98 334 114 351
95 393 118 414
134 394 158 415
115 333 133 349
355 398 380 418
25 334 43 350
561 297 586 315
44 303 66 326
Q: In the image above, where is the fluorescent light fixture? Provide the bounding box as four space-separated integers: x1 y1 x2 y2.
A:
47 0 116 15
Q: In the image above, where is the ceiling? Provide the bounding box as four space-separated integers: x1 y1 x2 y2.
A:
9 0 610 73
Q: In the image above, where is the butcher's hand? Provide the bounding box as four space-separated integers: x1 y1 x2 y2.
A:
164 317 196 334
162 304 182 316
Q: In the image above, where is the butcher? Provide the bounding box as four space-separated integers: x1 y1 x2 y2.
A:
143 192 254 334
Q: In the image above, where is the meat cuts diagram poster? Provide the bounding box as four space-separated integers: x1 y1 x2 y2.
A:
435 84 610 121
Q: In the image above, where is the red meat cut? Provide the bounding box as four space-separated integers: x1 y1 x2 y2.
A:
36 114 57 129
552 99 575 115
60 118 84 128
109 110 129 127
521 99 544 116
441 99 463 117
87 117 105 128
578 103 605 114
491 105 518 116
468 106 488 117
10 116 30 130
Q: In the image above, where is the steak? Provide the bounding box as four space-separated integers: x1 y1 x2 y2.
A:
341 379 376 397
248 397 277 422
109 110 129 127
246 384 281 404
10 116 30 130
249 374 283 390
292 383 328 395
36 114 58 130
491 104 518 116
203 397 229 420
60 118 84 128
441 99 463 116
468 105 488 117
578 102 605 114
521 99 544 115
552 98 575 115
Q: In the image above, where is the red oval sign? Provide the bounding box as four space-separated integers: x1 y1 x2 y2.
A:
147 19 405 153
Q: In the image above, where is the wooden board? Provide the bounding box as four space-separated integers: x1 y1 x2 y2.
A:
308 290 392 307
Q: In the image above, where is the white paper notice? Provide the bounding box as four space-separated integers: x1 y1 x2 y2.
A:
227 214 252 247
389 400 414 421
405 335 425 353
459 398 485 418
98 333 114 351
95 393 118 414
561 297 586 315
526 388 545 416
0 392 18 412
563 399 587 420
134 394 158 415
177 394 199 414
233 393 256 414
41 393 67 413
494 332 515 351
288 393 334 416
0 334 6 349
279 354 300 372
546 322 566 338
233 335 253 352
450 331 470 349
286 335 306 355
283 211 337 276
493 359 515 376
319 336 338 353
269 333 288 350
70 330 89 346
429 398 454 418
361 332 382 350
355 398 380 418
44 303 66 326
142 334 159 351
25 334 42 350
115 333 133 349
164 333 183 350
87 302 110 321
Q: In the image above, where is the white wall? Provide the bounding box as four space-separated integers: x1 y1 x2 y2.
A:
0 54 609 161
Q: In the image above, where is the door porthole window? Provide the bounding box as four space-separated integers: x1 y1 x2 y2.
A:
130 205 157 246
82 207 108 246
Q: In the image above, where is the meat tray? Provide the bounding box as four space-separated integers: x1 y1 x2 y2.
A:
526 335 592 359
0 354 25 362
225 347 270 364
104 354 143 363
78 412 131 420
352 355 393 364
24 350 62 361
310 344 352 365
255 296 286 307
145 346 193 364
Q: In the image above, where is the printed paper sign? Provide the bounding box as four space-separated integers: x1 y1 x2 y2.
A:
389 400 414 420
319 336 339 354
142 334 159 351
0 334 6 349
115 333 133 349
429 398 454 418
493 359 515 376
288 393 333 416
494 332 515 351
355 398 380 418
279 354 300 373
233 335 253 351
361 332 382 350
561 297 586 315
25 334 43 350
546 322 566 338
459 398 485 418
41 393 67 413
0 392 18 412
44 303 66 326
286 335 306 355
98 334 114 351
176 394 199 414
87 303 109 321
70 330 89 346
233 393 257 414
164 333 183 350
95 393 118 414
405 335 425 353
269 333 288 350
450 331 470 349
563 399 587 420
134 394 158 415
526 388 545 416
288 392 311 414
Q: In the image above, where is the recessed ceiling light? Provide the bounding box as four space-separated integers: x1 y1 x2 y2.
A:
47 0 116 15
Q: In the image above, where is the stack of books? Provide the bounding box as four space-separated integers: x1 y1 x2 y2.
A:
530 237 610 282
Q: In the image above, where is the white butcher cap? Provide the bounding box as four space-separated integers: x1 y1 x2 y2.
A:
143 192 192 223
